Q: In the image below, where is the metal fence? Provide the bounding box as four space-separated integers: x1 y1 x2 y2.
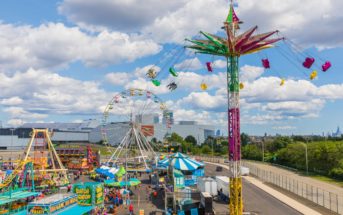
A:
242 162 343 215
192 156 343 214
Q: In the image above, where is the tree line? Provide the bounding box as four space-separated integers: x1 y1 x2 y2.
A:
153 132 343 180
242 135 343 180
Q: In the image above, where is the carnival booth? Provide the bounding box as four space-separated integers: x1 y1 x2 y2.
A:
159 153 204 189
26 193 91 215
0 189 40 215
95 166 126 183
72 182 104 207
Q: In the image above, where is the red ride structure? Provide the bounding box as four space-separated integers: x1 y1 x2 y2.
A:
186 1 283 214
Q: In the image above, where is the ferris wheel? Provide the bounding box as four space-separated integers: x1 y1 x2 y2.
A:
101 88 170 172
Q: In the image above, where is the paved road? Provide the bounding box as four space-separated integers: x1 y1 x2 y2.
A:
205 163 302 215
243 161 343 214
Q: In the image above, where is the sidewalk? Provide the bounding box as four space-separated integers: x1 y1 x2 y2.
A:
206 161 323 215
244 161 343 196
243 161 343 214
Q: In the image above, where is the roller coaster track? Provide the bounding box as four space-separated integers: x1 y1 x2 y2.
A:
0 160 29 189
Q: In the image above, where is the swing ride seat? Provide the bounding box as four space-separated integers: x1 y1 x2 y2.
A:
262 59 270 69
302 57 315 69
152 79 161 86
322 61 331 72
169 67 178 77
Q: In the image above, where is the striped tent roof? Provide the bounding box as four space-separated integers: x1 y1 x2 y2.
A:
171 152 189 158
157 152 204 171
171 156 204 171
158 158 169 166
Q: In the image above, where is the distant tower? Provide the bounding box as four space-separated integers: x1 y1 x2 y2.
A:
162 110 174 125
333 126 342 137
216 129 221 136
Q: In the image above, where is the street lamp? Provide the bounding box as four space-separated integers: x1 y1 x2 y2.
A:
10 128 15 148
262 140 265 162
301 141 309 175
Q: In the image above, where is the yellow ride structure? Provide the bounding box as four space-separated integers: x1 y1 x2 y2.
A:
0 128 69 189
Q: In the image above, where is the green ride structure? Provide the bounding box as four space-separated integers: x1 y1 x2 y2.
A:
186 1 283 214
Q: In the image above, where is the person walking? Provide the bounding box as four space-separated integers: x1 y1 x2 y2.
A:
129 203 134 215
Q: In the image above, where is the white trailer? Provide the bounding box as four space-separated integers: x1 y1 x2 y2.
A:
197 177 217 196
241 166 250 176
215 176 230 201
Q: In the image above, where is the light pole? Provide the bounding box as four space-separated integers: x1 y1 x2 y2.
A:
262 140 265 162
10 128 15 148
301 141 308 175
212 138 214 157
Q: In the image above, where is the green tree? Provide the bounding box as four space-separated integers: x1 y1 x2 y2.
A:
201 145 211 154
240 133 250 146
266 136 292 153
242 144 262 161
185 135 197 145
170 132 184 143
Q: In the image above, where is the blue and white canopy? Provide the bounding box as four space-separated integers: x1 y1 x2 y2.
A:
171 156 204 171
158 158 169 167
169 152 205 171
157 152 204 171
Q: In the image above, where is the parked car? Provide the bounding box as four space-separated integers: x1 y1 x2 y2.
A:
216 166 223 172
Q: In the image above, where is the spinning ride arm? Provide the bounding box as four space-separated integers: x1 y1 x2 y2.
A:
0 161 29 189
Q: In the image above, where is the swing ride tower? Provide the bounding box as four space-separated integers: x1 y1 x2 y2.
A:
186 2 283 215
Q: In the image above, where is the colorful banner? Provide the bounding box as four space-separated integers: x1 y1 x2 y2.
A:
95 184 104 205
229 108 240 161
75 186 92 206
141 125 154 136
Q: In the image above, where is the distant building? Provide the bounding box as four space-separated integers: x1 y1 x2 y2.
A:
135 114 159 124
162 110 174 125
215 130 221 137
332 126 342 137
0 115 217 149
20 119 99 132
178 121 197 125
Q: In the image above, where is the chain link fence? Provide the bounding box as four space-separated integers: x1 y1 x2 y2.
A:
242 161 343 215
192 156 343 214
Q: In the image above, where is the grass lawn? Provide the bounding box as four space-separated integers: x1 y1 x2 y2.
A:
310 175 343 187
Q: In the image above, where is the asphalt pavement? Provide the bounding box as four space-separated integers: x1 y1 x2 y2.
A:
205 163 302 215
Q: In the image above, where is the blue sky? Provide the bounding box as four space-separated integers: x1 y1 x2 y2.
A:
0 0 342 135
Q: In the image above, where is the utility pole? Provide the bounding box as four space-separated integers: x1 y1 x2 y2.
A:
305 138 309 175
262 140 265 162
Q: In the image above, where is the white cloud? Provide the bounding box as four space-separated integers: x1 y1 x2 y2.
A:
240 65 265 82
142 0 228 43
0 97 23 105
0 68 111 116
237 0 343 48
0 22 161 72
4 107 47 119
213 60 227 69
59 0 187 32
178 92 226 111
58 0 343 48
106 72 132 86
272 126 296 130
175 58 203 71
7 119 25 127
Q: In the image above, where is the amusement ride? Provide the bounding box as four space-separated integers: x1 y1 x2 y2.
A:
101 88 170 173
0 129 68 191
139 1 332 214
